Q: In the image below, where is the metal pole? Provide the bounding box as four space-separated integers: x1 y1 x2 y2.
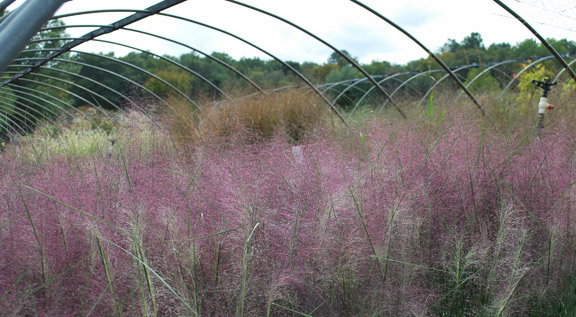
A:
493 0 576 83
456 59 523 99
27 37 233 101
0 0 17 14
0 0 67 74
418 65 471 107
0 0 186 87
500 55 556 96
350 0 485 116
227 0 406 120
7 84 103 128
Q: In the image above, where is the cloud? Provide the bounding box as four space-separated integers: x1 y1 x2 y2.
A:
7 0 573 66
393 5 439 28
328 23 398 60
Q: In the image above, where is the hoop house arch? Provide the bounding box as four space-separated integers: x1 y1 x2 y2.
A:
500 55 557 96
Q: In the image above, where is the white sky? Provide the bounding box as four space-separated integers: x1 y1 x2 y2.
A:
8 0 576 65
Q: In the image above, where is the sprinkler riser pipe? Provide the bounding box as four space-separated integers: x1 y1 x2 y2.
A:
538 97 552 114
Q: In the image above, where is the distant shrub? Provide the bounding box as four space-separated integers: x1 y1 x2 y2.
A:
464 67 500 94
8 108 159 162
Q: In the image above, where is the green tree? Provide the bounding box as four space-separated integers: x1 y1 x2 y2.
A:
513 39 547 58
326 65 361 83
364 60 393 75
464 67 500 94
462 32 485 50
328 50 356 68
440 39 460 53
144 69 193 96
311 64 339 82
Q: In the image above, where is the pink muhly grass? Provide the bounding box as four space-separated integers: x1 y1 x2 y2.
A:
1 110 576 315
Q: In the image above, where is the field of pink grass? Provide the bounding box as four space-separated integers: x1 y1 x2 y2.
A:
1 97 576 316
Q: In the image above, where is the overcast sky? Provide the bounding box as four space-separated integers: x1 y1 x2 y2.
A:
9 0 576 65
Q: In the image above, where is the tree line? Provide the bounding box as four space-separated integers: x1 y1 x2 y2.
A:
71 32 576 107
1 17 575 135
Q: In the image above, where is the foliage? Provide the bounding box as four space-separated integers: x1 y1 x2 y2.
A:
464 67 500 94
515 63 550 106
9 108 158 162
3 18 74 133
3 25 576 138
325 65 361 83
144 69 194 96
177 89 329 144
327 49 356 68
2 89 576 315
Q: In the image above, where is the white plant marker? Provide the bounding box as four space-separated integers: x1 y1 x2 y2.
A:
292 145 304 165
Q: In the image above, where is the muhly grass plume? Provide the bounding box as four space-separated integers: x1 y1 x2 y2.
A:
1 95 576 315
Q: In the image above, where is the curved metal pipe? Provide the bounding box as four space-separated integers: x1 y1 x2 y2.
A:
0 0 17 12
70 50 199 110
5 69 125 112
0 95 35 127
8 63 120 120
11 49 199 111
36 64 138 107
315 77 419 108
317 76 418 96
39 23 266 97
0 0 186 86
226 0 406 119
121 11 347 124
159 25 349 126
0 0 66 74
554 58 576 82
0 94 48 133
345 72 414 97
6 66 160 130
493 0 576 83
326 80 371 104
24 39 232 101
0 90 61 126
317 78 364 94
500 55 556 95
6 83 103 128
0 87 61 121
329 73 414 108
3 84 86 123
9 55 140 116
350 0 485 116
52 9 150 19
0 100 27 136
318 79 388 104
368 70 442 114
10 58 169 110
456 59 523 99
12 77 110 117
417 65 471 107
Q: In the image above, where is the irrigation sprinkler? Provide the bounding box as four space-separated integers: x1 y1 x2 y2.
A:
532 76 556 138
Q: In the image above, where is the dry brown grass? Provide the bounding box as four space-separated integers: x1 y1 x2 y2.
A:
161 89 330 145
